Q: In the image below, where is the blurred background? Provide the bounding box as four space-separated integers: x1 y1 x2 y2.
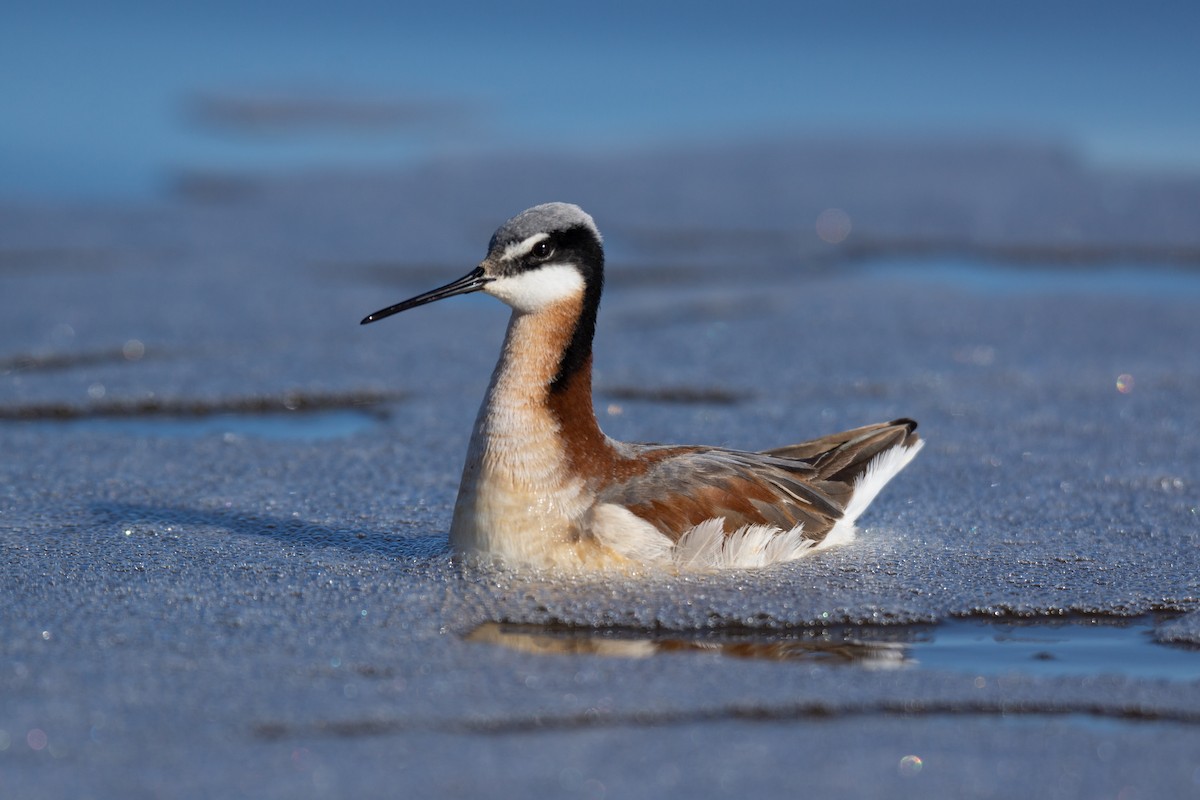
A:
4 0 1200 405
5 0 1200 409
4 0 1198 202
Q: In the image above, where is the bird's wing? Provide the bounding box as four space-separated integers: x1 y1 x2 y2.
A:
597 445 848 542
599 419 920 543
762 418 919 483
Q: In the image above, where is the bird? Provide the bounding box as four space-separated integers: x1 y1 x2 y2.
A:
362 202 923 571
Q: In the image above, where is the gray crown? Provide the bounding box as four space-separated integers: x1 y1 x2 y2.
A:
488 203 601 253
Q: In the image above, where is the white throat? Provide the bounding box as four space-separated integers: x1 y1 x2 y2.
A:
484 263 584 313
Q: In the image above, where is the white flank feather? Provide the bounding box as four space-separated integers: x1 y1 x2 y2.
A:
673 519 815 569
588 503 676 563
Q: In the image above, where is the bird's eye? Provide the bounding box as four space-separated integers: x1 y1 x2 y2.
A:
531 240 555 260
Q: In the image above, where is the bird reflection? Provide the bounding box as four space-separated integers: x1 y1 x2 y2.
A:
467 622 916 669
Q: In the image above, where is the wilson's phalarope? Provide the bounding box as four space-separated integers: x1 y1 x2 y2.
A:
363 203 923 570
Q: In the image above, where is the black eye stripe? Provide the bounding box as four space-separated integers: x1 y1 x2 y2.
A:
496 224 600 275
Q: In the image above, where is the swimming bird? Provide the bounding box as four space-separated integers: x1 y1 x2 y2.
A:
362 203 923 570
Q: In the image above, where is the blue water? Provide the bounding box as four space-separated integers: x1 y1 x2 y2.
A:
914 619 1199 682
17 409 379 441
866 259 1200 296
4 1 1199 200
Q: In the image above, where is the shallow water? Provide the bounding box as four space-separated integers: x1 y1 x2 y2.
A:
18 408 382 440
469 615 1200 682
864 258 1200 297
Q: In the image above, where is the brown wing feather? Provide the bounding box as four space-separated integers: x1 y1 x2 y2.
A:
763 418 919 482
602 419 920 544
600 447 846 543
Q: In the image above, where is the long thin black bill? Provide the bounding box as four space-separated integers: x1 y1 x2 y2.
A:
360 266 491 325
